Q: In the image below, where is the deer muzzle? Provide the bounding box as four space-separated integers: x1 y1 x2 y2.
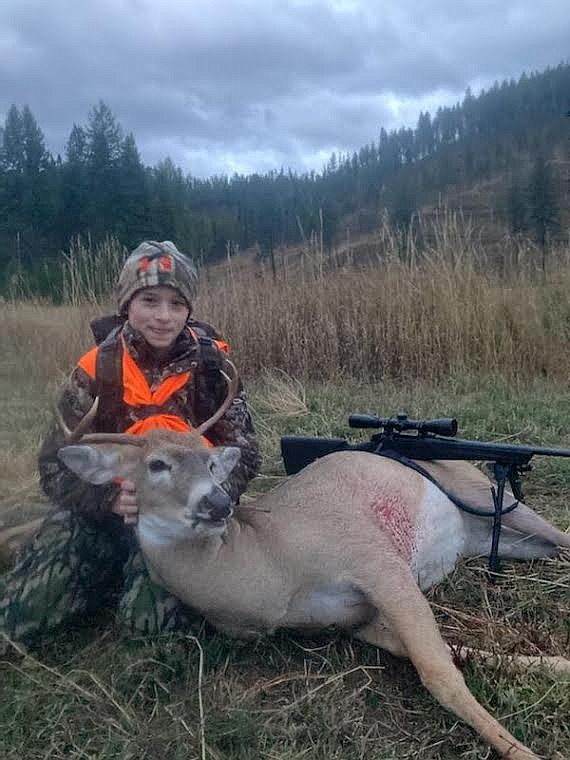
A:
194 486 233 524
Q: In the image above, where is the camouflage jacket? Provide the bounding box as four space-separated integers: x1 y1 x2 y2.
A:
38 318 261 514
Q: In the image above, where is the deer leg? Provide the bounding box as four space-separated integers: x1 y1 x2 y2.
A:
450 645 570 675
355 620 408 658
463 503 570 559
359 623 570 677
501 502 570 549
354 564 538 759
463 516 562 560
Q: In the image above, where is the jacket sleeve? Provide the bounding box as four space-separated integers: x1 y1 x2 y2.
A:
38 366 120 514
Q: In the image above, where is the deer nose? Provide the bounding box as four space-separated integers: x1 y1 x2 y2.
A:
199 487 232 521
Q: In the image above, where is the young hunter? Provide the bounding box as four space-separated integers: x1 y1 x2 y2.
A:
0 241 260 643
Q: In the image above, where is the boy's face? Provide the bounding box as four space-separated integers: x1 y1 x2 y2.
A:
128 286 189 350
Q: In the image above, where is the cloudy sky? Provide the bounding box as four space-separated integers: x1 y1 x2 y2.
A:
1 1 568 178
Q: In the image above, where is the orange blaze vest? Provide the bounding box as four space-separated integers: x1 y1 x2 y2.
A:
78 329 228 445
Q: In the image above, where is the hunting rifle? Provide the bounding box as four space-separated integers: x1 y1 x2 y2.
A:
281 412 570 578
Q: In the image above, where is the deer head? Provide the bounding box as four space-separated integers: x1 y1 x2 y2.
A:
59 434 241 538
57 358 242 540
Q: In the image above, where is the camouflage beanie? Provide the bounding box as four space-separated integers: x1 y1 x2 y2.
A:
117 241 198 314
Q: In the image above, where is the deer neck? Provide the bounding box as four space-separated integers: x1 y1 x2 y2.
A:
136 510 258 562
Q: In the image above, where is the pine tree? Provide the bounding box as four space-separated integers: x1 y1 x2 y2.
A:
66 124 88 163
61 124 89 242
0 106 25 240
527 153 560 270
151 158 187 243
389 176 417 232
506 182 528 234
0 105 51 265
117 132 150 244
20 106 50 239
2 105 24 172
21 105 46 174
85 101 123 238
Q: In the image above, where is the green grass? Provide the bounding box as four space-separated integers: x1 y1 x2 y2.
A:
1 373 570 759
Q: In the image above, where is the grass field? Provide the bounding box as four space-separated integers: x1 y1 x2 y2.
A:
1 229 569 759
1 361 569 759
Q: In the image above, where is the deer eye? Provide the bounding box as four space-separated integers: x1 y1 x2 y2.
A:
148 458 172 473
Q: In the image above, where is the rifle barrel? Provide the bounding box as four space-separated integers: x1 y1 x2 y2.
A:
377 435 570 463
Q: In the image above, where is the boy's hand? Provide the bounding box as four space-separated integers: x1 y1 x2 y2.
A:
111 480 138 525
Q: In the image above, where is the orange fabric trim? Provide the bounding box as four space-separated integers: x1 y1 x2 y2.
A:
125 415 214 447
214 339 229 353
187 327 229 355
77 347 98 379
126 415 191 435
121 339 190 407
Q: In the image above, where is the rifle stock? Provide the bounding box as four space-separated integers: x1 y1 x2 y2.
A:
281 436 353 475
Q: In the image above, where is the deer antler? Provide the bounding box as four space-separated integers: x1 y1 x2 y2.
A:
56 396 145 447
56 396 101 443
194 358 240 439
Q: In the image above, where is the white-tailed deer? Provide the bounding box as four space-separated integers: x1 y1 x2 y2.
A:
5 363 570 758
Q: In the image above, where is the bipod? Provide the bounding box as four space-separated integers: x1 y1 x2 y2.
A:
486 462 529 583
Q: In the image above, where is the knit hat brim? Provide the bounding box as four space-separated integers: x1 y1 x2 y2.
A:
117 241 198 314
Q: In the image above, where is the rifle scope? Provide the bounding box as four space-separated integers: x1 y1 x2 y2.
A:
348 413 458 437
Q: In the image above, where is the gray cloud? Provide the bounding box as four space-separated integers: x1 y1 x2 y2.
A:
0 0 568 177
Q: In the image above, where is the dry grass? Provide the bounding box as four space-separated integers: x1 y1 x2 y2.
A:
201 254 570 381
194 214 570 382
1 223 570 758
16 216 570 384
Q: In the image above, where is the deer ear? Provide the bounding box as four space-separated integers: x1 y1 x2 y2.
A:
58 445 120 485
208 446 241 484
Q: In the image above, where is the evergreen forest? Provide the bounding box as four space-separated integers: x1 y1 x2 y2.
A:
1 62 569 295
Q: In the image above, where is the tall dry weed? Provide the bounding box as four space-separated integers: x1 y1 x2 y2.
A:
61 235 126 306
4 215 570 383
198 215 570 382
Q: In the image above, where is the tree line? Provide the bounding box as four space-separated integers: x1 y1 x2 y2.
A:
1 63 568 293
